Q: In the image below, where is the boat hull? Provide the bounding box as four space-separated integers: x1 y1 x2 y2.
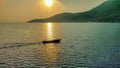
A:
42 39 61 44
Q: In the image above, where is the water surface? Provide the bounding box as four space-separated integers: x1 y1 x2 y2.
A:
0 22 120 68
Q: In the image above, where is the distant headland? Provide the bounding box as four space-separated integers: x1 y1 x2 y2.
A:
28 0 120 23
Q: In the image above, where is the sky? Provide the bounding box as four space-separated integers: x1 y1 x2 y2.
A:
0 0 107 22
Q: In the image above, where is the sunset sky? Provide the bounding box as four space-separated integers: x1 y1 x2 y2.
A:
0 0 106 22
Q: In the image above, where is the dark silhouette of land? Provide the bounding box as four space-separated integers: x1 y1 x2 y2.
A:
28 0 120 22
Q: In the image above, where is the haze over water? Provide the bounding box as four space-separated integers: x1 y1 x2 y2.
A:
0 22 120 68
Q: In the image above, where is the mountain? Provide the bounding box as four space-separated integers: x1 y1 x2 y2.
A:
28 0 120 22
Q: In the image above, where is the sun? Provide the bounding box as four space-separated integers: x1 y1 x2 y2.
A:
45 0 53 7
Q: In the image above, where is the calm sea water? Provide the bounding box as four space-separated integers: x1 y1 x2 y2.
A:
0 22 120 68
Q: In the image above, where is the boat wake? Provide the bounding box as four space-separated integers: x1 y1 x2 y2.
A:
0 42 41 49
0 39 61 49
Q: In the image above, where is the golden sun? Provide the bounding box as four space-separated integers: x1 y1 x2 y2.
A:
45 0 53 7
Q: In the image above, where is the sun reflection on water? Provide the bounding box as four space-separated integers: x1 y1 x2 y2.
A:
47 22 53 39
42 22 58 66
44 44 58 64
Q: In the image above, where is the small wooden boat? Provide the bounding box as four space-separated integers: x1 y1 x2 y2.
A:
42 39 61 44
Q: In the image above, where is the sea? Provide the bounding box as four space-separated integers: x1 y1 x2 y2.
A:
0 22 120 68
